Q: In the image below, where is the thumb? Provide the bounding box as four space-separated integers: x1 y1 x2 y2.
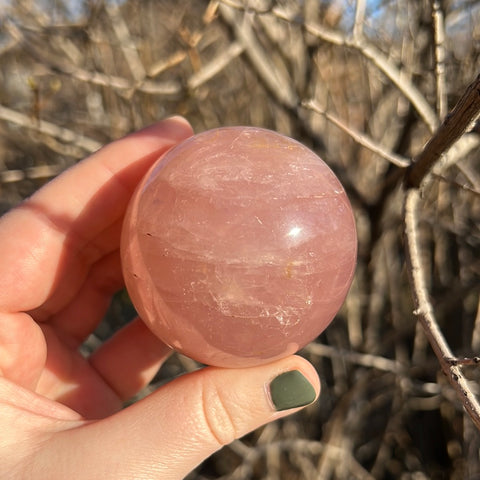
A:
42 355 319 480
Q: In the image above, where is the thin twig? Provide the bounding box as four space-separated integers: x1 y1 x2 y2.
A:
345 38 439 133
104 2 146 83
5 20 182 98
447 357 480 366
0 164 64 184
187 41 244 90
0 104 101 153
432 0 448 119
304 342 405 374
353 0 367 40
147 50 188 78
218 3 298 109
431 172 480 198
61 67 182 96
302 99 410 168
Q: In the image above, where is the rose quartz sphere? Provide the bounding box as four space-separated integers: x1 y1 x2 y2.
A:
121 126 357 367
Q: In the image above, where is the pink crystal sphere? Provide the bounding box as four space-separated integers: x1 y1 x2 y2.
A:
121 126 357 367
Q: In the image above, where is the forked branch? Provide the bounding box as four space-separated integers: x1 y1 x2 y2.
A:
403 72 480 430
405 74 480 188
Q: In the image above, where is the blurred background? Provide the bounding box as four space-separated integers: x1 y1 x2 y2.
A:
1 0 480 478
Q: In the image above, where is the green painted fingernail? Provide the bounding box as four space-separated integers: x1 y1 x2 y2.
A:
269 370 316 411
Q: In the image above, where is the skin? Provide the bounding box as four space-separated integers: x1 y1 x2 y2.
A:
0 117 320 480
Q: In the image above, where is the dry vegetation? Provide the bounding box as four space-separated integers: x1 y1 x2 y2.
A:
1 0 480 478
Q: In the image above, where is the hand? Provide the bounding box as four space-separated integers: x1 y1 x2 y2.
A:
0 117 320 480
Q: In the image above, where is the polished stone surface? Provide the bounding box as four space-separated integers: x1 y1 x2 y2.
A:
121 127 357 367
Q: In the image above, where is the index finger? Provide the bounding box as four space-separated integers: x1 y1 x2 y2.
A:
0 117 193 313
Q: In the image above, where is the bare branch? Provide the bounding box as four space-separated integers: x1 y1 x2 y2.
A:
304 342 405 374
265 6 440 132
148 50 188 78
353 0 367 40
404 187 480 431
218 3 298 109
432 0 448 118
5 20 182 98
447 357 480 366
188 41 244 90
405 74 480 188
347 38 439 133
303 99 410 168
432 172 480 198
104 2 146 83
0 104 101 153
0 164 64 183
62 67 182 96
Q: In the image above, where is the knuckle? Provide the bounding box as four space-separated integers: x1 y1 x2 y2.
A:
199 376 238 447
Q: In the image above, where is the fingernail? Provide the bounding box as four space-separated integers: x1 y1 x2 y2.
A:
269 370 317 411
